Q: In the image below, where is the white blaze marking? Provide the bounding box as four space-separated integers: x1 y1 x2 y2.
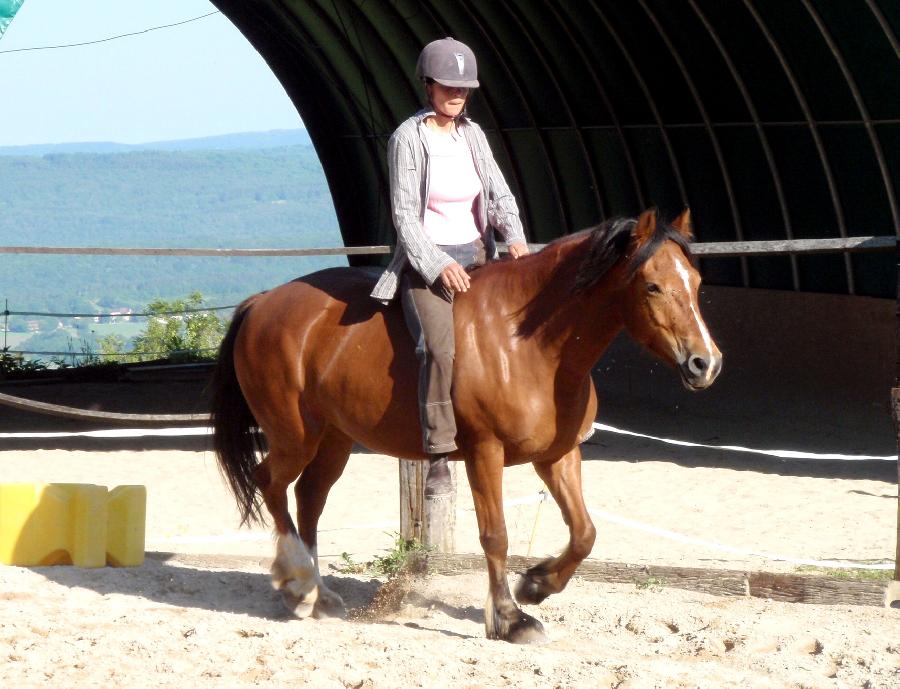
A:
674 257 714 358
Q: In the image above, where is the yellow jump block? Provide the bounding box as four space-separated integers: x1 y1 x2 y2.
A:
0 483 146 567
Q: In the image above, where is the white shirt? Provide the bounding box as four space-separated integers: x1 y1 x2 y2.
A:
422 127 482 246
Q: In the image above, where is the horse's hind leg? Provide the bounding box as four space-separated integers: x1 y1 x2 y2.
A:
515 447 596 605
254 412 326 619
292 425 353 619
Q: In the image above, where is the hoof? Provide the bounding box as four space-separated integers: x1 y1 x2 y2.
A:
312 587 347 620
514 571 551 606
279 578 318 618
504 611 548 645
487 603 549 644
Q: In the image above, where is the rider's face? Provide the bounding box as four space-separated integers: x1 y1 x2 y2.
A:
428 82 469 118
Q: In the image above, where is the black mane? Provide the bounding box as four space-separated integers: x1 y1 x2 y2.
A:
568 216 693 292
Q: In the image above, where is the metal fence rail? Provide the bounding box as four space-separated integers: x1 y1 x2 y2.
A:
0 236 895 258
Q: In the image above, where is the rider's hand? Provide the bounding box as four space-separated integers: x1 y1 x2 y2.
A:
508 242 530 259
440 261 471 293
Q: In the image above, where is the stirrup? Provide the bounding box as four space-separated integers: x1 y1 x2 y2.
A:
425 455 452 497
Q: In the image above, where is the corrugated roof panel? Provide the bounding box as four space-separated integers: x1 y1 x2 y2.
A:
211 0 898 298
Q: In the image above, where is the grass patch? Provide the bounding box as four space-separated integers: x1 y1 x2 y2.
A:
635 576 667 591
795 565 894 581
332 533 431 577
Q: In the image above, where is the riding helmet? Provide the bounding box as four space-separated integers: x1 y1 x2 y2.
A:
415 37 479 88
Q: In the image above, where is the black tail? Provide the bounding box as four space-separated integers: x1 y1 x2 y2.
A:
210 295 267 526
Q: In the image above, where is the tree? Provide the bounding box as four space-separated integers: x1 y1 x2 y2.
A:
128 292 226 362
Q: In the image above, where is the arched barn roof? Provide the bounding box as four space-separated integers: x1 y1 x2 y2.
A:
211 0 898 298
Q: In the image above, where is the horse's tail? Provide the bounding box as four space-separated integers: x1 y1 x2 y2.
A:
210 295 266 526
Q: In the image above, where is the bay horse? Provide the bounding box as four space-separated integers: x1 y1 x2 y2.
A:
210 208 722 643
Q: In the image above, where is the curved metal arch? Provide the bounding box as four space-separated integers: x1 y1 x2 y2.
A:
323 0 422 122
866 0 900 59
741 0 856 294
298 0 400 132
546 2 647 211
801 0 899 235
317 0 426 242
415 0 535 234
250 2 364 128
453 1 570 234
497 0 607 222
637 0 750 287
257 1 386 245
587 0 690 209
687 0 799 290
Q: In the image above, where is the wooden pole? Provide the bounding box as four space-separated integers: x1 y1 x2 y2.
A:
399 459 456 553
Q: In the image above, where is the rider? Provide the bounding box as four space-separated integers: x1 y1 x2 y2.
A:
371 37 529 496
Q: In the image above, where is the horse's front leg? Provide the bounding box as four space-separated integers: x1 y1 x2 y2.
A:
465 445 547 644
515 447 596 606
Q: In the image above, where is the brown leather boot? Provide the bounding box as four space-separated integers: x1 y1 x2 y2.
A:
425 454 452 497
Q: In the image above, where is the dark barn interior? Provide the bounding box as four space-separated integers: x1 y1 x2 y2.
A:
209 0 898 454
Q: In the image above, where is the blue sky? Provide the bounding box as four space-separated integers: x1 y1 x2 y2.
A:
0 0 304 146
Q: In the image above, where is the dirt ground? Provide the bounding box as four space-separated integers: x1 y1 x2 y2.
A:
0 434 897 688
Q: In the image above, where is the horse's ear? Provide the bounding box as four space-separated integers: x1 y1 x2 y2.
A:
671 208 693 240
633 208 658 245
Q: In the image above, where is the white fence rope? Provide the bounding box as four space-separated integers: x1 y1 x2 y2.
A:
502 492 894 571
591 422 896 461
1 424 893 570
2 422 894 462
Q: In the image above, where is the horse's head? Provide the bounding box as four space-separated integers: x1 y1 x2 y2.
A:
620 209 722 390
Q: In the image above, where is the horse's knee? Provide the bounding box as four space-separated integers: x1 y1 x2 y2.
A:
479 530 508 557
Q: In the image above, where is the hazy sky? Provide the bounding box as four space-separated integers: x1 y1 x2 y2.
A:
0 0 304 146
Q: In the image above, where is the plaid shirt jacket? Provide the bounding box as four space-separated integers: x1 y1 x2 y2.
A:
370 108 527 303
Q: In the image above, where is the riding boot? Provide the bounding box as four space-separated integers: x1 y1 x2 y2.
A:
425 454 452 497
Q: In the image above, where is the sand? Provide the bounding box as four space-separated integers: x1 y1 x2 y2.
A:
1 442 898 688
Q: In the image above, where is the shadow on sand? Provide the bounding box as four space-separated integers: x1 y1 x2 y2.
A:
31 552 485 625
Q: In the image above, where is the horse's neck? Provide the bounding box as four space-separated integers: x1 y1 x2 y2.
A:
485 241 626 379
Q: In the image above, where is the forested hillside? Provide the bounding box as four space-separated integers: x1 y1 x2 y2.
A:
0 142 346 316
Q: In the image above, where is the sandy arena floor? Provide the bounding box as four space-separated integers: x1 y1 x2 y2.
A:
1 437 897 688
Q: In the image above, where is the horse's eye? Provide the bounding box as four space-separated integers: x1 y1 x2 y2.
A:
646 282 661 294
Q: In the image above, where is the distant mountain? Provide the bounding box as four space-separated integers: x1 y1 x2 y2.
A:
0 145 348 316
0 129 313 156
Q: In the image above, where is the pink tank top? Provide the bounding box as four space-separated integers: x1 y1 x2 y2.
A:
423 127 482 246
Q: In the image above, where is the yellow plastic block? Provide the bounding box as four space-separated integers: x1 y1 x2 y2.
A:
0 483 146 567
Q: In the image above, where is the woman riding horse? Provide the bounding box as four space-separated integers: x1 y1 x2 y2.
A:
370 37 530 497
211 208 722 643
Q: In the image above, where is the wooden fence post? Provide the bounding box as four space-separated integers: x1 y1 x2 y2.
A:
399 459 456 553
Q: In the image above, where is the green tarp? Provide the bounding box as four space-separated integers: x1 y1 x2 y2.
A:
0 0 25 41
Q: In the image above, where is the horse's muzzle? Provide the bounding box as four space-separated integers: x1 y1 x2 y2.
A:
679 353 722 390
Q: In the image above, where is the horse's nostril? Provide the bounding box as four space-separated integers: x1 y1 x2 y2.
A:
689 356 708 375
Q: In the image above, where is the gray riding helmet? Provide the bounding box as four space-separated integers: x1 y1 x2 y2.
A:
415 37 479 88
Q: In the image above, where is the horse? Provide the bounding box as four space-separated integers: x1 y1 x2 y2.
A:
210 208 722 643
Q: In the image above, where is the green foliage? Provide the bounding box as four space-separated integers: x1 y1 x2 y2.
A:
370 534 431 577
635 576 667 591
334 552 368 575
0 347 47 375
332 535 431 578
795 565 892 581
100 293 227 363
